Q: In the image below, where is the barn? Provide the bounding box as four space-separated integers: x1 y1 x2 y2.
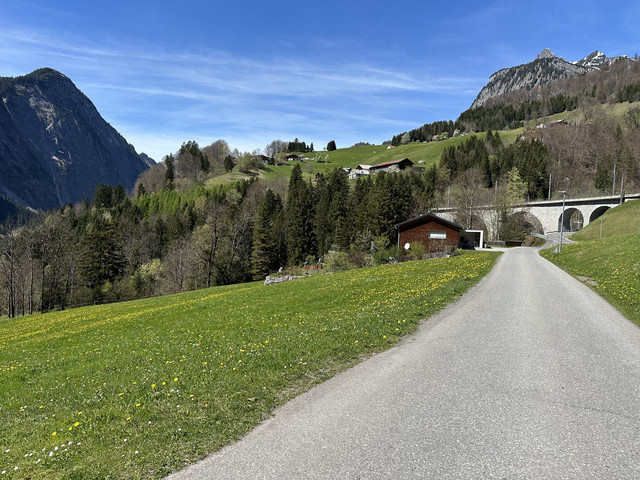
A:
369 158 414 173
395 213 463 253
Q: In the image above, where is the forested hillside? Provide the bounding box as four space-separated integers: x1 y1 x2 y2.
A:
0 164 442 318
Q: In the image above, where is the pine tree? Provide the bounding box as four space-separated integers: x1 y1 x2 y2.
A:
78 217 125 300
251 189 284 279
285 164 315 265
313 174 332 255
326 168 350 249
164 154 175 190
326 140 337 151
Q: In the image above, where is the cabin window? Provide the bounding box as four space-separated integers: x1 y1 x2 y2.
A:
429 231 447 240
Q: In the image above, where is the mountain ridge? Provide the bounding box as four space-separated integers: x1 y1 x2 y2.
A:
471 49 632 108
0 68 151 211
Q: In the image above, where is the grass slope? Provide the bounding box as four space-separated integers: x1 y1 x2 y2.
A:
540 200 640 325
0 252 498 479
206 129 527 186
570 199 640 240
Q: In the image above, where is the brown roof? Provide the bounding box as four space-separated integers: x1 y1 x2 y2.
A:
395 213 463 232
370 158 413 169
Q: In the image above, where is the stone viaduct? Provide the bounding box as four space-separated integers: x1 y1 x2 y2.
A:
436 193 640 240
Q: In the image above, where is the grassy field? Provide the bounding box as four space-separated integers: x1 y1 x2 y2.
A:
540 200 640 326
0 252 499 479
205 128 527 186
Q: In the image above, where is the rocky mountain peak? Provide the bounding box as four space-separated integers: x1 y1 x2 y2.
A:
535 48 558 60
471 49 635 108
0 68 151 210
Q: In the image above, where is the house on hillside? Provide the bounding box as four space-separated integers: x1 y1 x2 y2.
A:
395 213 463 253
348 164 371 180
369 158 413 174
285 153 300 161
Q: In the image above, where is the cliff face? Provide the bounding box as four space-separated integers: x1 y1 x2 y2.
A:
471 50 586 108
470 49 631 109
0 68 150 210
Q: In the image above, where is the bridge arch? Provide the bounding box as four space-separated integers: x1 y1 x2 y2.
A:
589 206 610 223
559 208 584 231
509 211 544 235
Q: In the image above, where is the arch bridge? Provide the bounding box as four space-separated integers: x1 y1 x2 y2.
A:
437 193 640 239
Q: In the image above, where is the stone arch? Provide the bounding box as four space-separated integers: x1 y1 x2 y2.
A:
589 206 610 223
509 211 544 235
559 207 584 231
470 214 488 233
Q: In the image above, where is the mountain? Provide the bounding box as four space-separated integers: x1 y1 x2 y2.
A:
0 68 151 211
471 49 629 108
571 50 629 70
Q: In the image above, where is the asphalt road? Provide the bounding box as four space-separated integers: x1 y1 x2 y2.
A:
168 248 640 479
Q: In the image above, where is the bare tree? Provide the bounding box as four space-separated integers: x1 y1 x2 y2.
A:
202 139 230 176
264 139 288 158
452 167 485 230
191 201 228 288
0 222 19 317
160 236 193 294
135 163 167 195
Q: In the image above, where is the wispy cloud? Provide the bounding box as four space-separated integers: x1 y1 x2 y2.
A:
0 27 479 159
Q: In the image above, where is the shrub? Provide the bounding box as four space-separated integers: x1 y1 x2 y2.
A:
372 246 401 265
323 251 352 272
408 241 426 259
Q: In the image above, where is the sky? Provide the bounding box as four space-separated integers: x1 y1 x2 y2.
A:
1 0 639 161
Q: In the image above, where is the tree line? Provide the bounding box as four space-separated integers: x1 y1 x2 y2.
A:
457 94 579 132
439 131 550 200
391 120 465 146
0 164 441 318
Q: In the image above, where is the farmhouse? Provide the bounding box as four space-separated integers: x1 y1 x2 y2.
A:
348 164 372 179
370 158 414 173
395 213 463 252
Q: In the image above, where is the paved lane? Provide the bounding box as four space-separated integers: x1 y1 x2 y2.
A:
169 248 640 479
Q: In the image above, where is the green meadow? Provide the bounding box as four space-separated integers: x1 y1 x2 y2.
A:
206 128 527 185
541 199 640 325
0 252 498 479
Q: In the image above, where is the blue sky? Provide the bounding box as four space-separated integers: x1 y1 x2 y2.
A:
1 1 639 161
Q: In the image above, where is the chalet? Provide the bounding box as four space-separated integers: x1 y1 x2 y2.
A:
395 213 463 253
348 164 371 180
369 158 413 174
285 153 300 161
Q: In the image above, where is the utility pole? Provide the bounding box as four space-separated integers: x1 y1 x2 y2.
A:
548 173 552 200
620 172 625 205
612 164 617 196
559 191 566 253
